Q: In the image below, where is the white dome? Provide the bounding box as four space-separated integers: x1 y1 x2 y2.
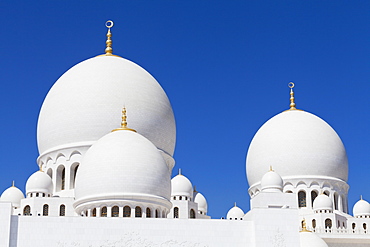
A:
353 199 370 217
313 194 333 212
171 174 193 198
246 110 348 187
226 205 244 220
0 185 24 208
194 192 208 213
74 129 171 211
25 171 53 196
261 169 283 192
37 56 176 159
300 231 328 247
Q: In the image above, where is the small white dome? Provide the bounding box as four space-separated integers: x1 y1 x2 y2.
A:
0 185 25 208
313 194 333 212
246 110 348 187
300 231 328 247
25 171 53 196
37 56 176 161
261 169 283 192
74 129 171 212
194 192 208 214
171 174 193 198
353 199 370 217
226 205 244 220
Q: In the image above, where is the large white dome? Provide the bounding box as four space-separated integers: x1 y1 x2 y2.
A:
246 110 348 187
37 55 175 158
74 129 171 211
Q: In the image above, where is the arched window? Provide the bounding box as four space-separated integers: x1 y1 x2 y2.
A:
70 164 79 189
47 168 53 179
101 207 107 217
364 223 367 230
36 193 39 197
23 205 31 216
91 208 96 217
43 204 49 216
334 193 338 210
312 219 316 229
298 191 306 208
59 205 66 216
179 196 182 200
112 206 119 217
323 191 329 196
174 207 179 218
352 223 356 229
162 210 166 218
146 208 151 218
311 191 318 207
286 190 293 193
123 206 131 217
342 195 346 213
325 218 332 229
190 209 196 219
61 168 65 190
135 206 142 218
155 209 159 218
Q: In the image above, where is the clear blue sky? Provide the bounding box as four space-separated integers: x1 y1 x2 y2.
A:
0 1 369 219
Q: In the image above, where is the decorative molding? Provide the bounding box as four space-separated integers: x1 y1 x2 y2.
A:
56 231 209 247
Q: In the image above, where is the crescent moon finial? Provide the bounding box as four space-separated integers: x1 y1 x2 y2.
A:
105 20 114 29
105 20 114 55
288 82 296 110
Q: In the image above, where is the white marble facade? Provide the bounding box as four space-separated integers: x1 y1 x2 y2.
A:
1 24 370 247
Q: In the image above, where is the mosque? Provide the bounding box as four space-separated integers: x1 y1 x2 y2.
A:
0 21 369 247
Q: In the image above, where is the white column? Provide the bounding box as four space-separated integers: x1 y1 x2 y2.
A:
107 206 112 217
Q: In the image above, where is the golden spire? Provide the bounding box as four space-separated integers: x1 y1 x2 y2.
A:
112 107 136 132
361 195 363 200
269 166 274 172
179 168 182 175
234 202 237 207
105 20 114 55
12 181 15 187
300 218 311 232
193 186 197 193
288 82 296 110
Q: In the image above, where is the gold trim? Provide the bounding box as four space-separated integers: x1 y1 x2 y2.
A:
283 82 304 112
96 20 122 58
112 107 136 132
300 218 311 232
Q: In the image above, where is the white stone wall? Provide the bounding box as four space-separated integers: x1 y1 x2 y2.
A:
13 217 253 247
0 203 12 247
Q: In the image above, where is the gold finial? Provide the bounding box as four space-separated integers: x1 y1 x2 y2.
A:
300 218 311 232
12 181 15 187
193 186 197 193
105 20 114 55
269 166 274 172
112 107 136 132
234 202 237 207
39 165 43 172
361 195 363 200
288 82 297 110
